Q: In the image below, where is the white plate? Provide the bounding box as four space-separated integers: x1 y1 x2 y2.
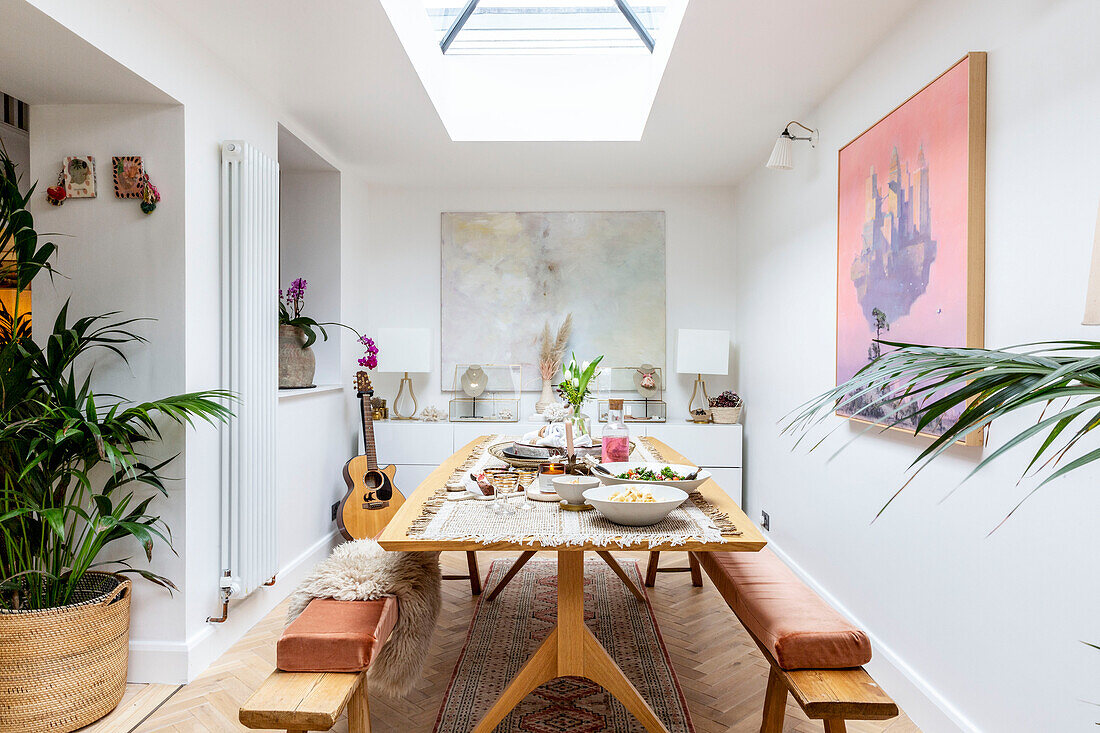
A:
583 484 688 526
593 462 710 492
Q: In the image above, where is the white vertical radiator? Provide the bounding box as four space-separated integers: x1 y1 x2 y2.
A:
216 140 279 614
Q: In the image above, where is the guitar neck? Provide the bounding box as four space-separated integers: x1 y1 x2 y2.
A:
359 391 379 471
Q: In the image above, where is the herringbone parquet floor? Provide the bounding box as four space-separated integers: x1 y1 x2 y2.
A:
87 552 922 733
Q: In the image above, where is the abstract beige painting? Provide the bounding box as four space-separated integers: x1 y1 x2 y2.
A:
441 212 666 389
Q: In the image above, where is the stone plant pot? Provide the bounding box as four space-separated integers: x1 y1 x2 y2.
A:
278 324 316 388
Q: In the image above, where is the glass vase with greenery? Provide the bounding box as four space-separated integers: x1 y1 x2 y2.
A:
558 353 603 439
0 147 234 611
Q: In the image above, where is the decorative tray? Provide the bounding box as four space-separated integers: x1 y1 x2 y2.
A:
488 440 637 469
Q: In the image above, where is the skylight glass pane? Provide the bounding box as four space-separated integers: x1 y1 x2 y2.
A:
426 1 668 55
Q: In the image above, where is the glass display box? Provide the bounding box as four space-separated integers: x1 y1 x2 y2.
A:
448 363 522 422
595 365 667 422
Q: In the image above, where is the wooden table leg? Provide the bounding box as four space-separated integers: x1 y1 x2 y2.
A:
472 551 671 733
687 551 702 587
644 551 661 587
595 551 646 602
466 551 482 595
485 551 536 602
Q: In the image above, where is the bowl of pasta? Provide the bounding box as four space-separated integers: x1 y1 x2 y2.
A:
582 484 688 526
593 462 711 492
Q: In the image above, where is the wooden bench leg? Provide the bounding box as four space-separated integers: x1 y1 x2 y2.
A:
466 551 482 595
687 551 702 587
347 676 371 733
486 551 536 601
760 667 788 733
823 720 847 733
644 551 660 587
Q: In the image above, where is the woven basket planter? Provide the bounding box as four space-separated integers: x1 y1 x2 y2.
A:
0 573 131 733
710 405 742 424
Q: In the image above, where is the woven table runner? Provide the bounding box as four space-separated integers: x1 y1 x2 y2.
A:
408 435 740 547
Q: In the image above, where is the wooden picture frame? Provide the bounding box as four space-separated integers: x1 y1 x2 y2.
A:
835 52 986 445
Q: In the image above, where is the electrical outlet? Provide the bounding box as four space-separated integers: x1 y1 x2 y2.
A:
761 510 770 531
331 501 340 522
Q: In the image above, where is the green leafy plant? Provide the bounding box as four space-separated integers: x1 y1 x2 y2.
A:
0 145 234 611
558 353 603 408
278 277 358 347
783 339 1100 527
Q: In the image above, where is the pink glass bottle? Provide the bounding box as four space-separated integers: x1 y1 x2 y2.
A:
601 398 630 463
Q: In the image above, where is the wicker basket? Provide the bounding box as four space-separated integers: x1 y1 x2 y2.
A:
0 573 131 733
710 405 742 424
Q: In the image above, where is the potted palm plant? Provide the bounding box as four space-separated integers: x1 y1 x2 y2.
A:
0 148 233 732
784 339 1100 524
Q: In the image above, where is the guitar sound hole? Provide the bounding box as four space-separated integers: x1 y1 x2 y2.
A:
363 473 382 489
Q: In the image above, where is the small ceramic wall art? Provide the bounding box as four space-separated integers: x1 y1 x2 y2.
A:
112 156 145 198
62 155 96 198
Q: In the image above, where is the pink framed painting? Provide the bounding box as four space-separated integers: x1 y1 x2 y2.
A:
836 52 986 444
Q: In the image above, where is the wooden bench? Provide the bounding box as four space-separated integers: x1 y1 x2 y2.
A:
240 670 369 733
691 549 898 732
240 597 397 733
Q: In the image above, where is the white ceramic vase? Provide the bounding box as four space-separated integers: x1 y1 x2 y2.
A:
535 379 556 413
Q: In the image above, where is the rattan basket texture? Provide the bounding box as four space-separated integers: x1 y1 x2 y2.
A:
0 572 130 733
710 406 742 424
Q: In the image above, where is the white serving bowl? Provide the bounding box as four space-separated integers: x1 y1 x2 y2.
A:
583 484 689 526
552 475 600 506
594 462 710 493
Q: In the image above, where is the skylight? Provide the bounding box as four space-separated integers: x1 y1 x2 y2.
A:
425 1 667 55
381 0 688 140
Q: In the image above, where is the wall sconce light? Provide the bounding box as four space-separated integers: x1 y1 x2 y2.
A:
766 121 818 170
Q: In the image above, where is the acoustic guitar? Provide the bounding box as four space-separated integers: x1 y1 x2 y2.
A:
337 390 405 540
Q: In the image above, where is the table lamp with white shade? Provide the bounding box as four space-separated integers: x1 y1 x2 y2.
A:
377 327 431 420
676 328 730 423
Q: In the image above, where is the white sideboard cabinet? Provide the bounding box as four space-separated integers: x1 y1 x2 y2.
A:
368 421 743 507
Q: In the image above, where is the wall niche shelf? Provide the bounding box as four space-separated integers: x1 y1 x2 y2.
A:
278 383 344 400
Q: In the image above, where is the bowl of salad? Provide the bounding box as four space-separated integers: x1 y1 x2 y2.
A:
593 462 711 492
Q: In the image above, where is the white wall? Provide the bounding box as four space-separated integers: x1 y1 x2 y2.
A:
355 186 739 420
23 0 359 682
276 392 346 568
733 1 1100 730
280 171 343 384
30 102 188 653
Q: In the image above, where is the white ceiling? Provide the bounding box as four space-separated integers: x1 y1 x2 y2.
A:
0 0 175 106
145 0 919 187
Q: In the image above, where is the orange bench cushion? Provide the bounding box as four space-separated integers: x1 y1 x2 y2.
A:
277 597 399 673
695 549 872 670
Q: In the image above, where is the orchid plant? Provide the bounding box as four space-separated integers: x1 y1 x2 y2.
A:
278 277 358 348
358 335 379 370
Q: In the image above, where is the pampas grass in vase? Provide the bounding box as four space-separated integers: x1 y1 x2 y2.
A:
536 314 572 414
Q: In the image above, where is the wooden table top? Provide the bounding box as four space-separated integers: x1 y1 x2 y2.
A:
377 436 766 554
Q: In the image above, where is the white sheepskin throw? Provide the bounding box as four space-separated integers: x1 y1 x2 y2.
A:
286 539 442 697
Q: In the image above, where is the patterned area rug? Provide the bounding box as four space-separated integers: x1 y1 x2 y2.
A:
433 558 695 732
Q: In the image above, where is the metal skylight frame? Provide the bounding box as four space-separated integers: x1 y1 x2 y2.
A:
439 0 656 54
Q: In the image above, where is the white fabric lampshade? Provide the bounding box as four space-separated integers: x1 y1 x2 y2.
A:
377 327 432 373
1082 201 1100 324
766 134 794 170
676 329 730 375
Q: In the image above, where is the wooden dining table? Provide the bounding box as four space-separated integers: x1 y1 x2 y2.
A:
378 437 766 733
